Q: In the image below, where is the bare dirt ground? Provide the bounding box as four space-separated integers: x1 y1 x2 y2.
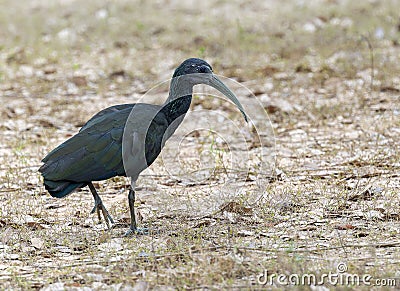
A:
0 0 399 289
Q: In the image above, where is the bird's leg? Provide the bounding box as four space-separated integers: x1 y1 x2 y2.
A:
88 182 114 229
124 184 148 236
128 188 137 230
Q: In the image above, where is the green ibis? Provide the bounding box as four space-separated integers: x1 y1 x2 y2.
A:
39 58 248 235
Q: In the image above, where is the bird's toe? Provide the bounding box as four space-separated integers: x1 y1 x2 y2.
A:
91 201 114 229
124 227 148 236
90 204 97 214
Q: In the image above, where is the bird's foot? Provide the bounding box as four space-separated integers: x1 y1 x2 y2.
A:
91 201 114 229
124 227 149 236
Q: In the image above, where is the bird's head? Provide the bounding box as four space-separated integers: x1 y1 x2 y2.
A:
172 58 248 122
173 58 213 78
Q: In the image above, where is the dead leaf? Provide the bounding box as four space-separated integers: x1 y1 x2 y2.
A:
193 220 212 228
348 185 378 201
299 225 317 231
334 224 355 230
72 76 87 86
31 237 45 249
380 86 400 93
257 65 279 76
43 66 57 74
219 201 252 215
45 203 64 210
109 70 128 79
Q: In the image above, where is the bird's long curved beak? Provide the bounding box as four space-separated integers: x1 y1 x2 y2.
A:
209 75 248 122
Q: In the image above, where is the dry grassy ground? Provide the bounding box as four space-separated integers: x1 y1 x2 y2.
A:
0 0 399 290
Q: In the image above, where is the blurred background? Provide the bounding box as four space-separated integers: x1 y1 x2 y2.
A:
1 0 400 95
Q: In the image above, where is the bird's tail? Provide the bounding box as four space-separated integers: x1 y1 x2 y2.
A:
43 179 85 198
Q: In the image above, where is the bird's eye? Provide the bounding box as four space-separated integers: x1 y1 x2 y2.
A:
198 66 209 73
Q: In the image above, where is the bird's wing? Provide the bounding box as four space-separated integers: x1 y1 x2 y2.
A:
40 103 170 183
40 106 134 182
79 104 135 132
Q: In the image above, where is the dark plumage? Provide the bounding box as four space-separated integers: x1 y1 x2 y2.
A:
40 104 131 197
39 58 247 235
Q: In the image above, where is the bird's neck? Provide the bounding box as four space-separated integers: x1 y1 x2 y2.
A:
162 78 193 124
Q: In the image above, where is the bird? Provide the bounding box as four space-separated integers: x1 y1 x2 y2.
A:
39 58 248 236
